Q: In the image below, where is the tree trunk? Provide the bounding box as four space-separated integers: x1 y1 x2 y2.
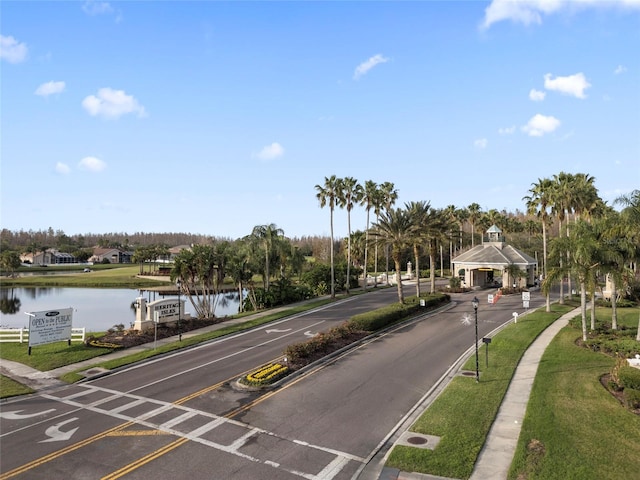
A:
346 211 351 295
611 276 618 330
414 245 421 298
364 210 370 291
330 208 335 298
394 256 404 304
580 281 588 341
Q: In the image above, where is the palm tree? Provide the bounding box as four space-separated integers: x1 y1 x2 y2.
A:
524 177 554 311
467 203 482 247
615 190 640 340
405 200 431 298
249 223 284 292
315 175 341 298
338 177 363 294
359 180 378 290
425 208 451 294
545 219 600 341
372 207 412 304
379 181 399 285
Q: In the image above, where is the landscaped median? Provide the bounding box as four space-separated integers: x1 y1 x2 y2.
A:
386 302 640 480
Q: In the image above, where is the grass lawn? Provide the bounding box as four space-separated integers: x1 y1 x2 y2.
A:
385 302 578 479
508 307 640 480
0 375 35 398
2 265 168 288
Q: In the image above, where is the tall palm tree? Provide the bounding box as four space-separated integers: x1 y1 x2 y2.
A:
425 208 451 294
359 180 378 290
615 189 640 340
524 177 554 312
550 172 574 304
338 177 363 295
545 219 600 341
372 207 412 304
315 175 341 298
405 200 431 298
379 181 399 285
250 223 284 292
467 203 482 247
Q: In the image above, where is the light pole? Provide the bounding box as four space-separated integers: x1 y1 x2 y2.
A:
472 296 479 382
176 279 182 342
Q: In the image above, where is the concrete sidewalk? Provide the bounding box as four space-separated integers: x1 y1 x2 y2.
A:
380 306 579 480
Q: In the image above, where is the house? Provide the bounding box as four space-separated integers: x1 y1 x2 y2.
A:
451 225 537 288
30 249 76 265
89 247 133 264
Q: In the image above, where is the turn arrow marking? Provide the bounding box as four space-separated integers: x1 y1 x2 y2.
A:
0 409 56 420
304 331 317 338
40 418 79 443
265 328 292 334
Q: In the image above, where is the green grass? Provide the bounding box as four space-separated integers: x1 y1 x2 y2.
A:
0 339 117 371
0 375 35 398
509 309 640 480
386 302 578 479
2 265 168 288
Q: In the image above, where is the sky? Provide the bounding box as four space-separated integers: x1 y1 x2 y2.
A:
2 0 639 241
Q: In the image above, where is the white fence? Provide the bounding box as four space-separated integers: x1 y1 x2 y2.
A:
0 328 86 344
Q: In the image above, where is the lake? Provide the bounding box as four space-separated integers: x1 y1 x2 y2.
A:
0 287 242 333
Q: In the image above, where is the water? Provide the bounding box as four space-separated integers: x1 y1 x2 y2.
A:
0 287 242 333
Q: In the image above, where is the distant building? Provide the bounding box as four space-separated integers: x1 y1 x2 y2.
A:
451 225 537 288
89 248 133 264
29 249 77 265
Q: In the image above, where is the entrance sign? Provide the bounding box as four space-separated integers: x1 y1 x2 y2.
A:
28 308 73 347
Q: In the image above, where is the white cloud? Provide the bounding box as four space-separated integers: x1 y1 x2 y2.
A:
0 35 28 63
481 0 640 29
521 114 561 137
498 126 516 135
614 65 627 74
82 1 113 15
474 138 488 149
82 88 147 119
529 88 546 101
353 54 389 80
255 142 284 161
55 162 71 174
35 81 66 97
78 156 107 172
544 73 591 99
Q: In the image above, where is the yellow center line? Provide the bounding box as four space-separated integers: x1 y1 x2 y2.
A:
100 438 190 480
2 357 283 479
0 423 132 480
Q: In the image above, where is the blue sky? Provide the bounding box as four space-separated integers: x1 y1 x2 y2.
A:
2 0 639 241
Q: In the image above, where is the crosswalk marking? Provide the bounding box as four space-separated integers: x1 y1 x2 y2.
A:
42 385 364 480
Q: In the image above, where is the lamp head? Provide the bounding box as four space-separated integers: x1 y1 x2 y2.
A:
472 296 479 310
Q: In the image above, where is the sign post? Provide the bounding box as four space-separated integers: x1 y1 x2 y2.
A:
522 291 530 309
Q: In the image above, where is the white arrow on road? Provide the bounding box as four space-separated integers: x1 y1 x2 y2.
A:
39 418 79 443
265 328 292 334
304 331 317 338
0 409 56 420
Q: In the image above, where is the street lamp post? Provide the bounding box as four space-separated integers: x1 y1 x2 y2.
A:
176 279 182 342
472 296 479 382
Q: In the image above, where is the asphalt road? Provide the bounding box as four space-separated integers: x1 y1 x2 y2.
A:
0 285 545 480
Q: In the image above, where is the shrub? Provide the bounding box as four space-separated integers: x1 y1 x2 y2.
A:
618 366 640 390
623 388 640 409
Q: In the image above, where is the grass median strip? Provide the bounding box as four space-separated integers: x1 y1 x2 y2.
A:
508 308 640 480
386 302 577 479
